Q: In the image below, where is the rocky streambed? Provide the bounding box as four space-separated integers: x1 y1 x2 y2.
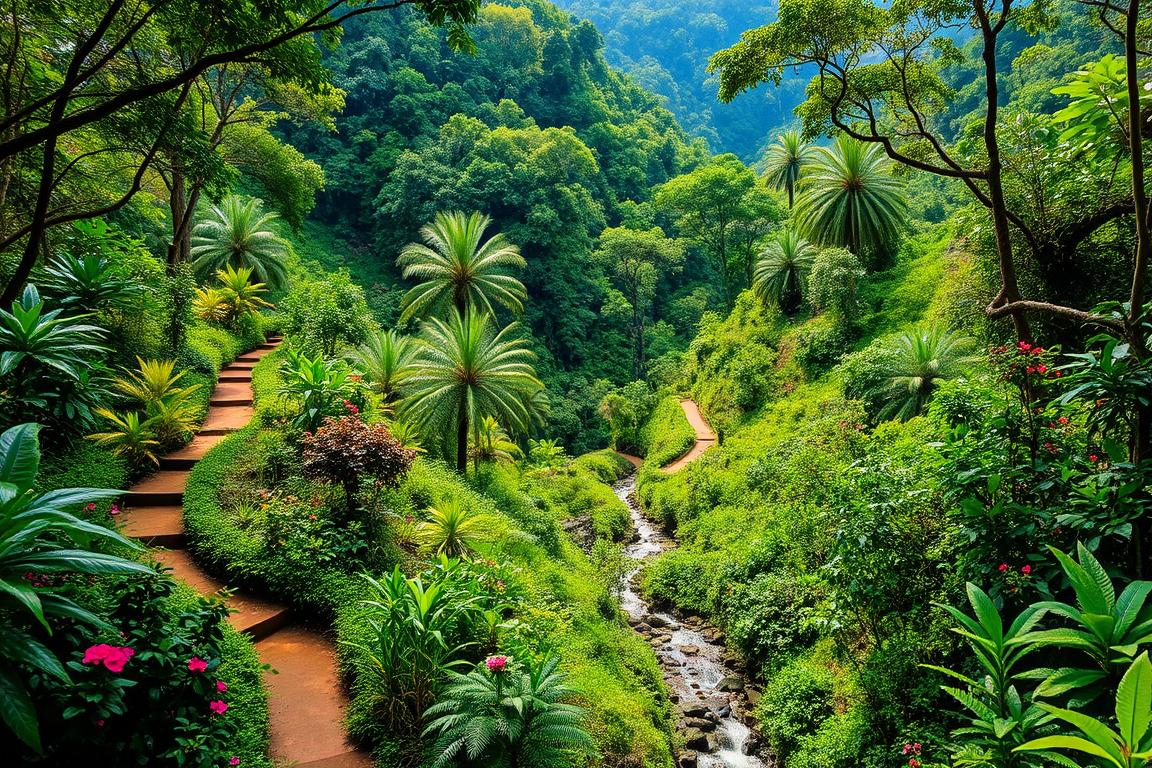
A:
613 474 766 768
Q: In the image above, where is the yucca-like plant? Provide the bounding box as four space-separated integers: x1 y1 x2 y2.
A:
346 329 412 404
112 358 202 447
423 652 593 768
192 286 230 323
764 129 813 208
387 418 425 453
874 325 977 420
37 252 142 312
470 416 522 467
215 265 273 321
794 137 908 257
397 211 527 322
401 307 542 473
0 423 153 751
190 195 290 288
415 497 494 560
527 438 567 470
87 409 162 466
753 229 817 313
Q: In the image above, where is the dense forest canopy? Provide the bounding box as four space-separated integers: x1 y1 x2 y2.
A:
3 1 1152 768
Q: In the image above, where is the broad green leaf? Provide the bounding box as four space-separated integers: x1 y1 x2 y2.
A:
1116 653 1152 746
0 424 40 492
0 663 41 752
1015 735 1121 767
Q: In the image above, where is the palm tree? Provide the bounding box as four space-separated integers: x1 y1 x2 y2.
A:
401 307 542 474
191 195 290 288
346 329 412 405
397 211 527 323
764 130 813 208
753 229 817 313
414 497 493 559
794 137 908 257
876 325 978 421
215 265 273 322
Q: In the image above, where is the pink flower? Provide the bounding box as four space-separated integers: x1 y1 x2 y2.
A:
230 758 240 767
85 502 97 512
187 657 208 674
485 655 509 673
96 719 105 727
216 680 228 693
998 563 1009 573
109 502 121 517
1018 341 1032 352
1021 565 1032 576
83 644 134 673
1036 364 1048 374
209 700 229 715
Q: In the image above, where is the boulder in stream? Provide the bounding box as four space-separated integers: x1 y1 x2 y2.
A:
717 676 745 692
683 729 712 752
678 752 698 768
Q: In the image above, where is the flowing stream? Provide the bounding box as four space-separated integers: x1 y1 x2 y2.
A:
613 474 766 768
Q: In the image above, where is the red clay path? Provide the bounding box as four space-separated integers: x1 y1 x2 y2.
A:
119 339 370 768
615 398 716 473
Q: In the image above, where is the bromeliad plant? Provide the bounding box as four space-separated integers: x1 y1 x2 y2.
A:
0 423 153 752
278 349 364 433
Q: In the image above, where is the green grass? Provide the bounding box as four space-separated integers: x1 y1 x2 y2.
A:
639 395 695 467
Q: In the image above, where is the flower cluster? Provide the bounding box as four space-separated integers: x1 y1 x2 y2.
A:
990 340 1062 382
485 655 509 673
83 644 136 673
902 742 922 768
997 563 1031 576
342 399 360 415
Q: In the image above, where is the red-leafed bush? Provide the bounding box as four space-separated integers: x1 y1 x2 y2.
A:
300 416 416 508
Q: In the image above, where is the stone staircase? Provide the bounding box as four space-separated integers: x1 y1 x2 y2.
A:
118 338 370 767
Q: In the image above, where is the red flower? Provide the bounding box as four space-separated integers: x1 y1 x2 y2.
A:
1018 341 1032 352
998 563 1009 573
83 644 134 673
1044 442 1057 454
85 502 96 512
1036 364 1048 374
1026 366 1037 374
1089 454 1099 462
209 700 229 715
216 680 228 693
909 760 920 768
1021 565 1032 576
187 657 208 674
1057 416 1069 425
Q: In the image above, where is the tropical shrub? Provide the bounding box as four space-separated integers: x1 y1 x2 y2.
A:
347 329 413 404
807 248 865 323
0 285 109 435
277 350 364 433
423 652 594 768
872 325 978 421
87 409 162 467
192 287 230 323
414 497 496 560
397 211 527 322
300 415 416 513
758 658 835 763
214 265 273 324
597 380 654 455
112 357 203 447
37 252 142 314
0 423 153 751
470 416 522 466
280 271 375 357
191 195 290 289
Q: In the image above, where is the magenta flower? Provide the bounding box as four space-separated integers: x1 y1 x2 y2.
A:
209 700 229 715
485 655 509 673
187 657 208 673
216 680 228 693
82 644 135 673
230 758 241 766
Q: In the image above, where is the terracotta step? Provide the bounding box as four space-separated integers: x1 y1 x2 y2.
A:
234 355 262 363
218 372 252 383
297 752 373 768
258 626 364 765
200 404 255 435
120 504 185 547
153 550 291 640
126 470 190 505
160 434 227 469
210 381 254 406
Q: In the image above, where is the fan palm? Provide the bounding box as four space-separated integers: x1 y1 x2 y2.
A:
192 287 230 323
346 329 413 404
753 229 817 313
190 195 290 288
764 130 813 208
401 307 542 473
794 137 908 257
397 211 527 322
875 325 978 420
415 497 494 559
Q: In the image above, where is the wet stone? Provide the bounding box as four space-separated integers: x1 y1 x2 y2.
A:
678 752 698 768
684 729 711 752
717 676 745 692
685 717 715 732
680 644 700 655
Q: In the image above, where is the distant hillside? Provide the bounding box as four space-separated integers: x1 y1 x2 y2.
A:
550 0 809 159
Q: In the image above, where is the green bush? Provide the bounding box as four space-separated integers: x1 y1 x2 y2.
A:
788 706 870 768
793 319 853 378
639 396 695 467
723 572 825 670
757 657 835 762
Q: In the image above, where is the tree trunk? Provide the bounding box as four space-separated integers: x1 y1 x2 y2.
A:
456 395 469 475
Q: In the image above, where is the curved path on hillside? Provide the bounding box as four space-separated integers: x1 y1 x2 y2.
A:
618 398 716 472
119 340 370 768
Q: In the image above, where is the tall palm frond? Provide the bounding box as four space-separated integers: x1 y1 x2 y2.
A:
794 137 908 257
764 129 813 208
346 329 413 404
401 307 542 474
875 325 979 421
190 195 290 288
397 211 527 322
753 229 817 312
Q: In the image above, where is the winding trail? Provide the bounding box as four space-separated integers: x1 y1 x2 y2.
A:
616 401 763 767
119 339 370 768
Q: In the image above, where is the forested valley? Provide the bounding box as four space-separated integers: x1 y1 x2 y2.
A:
1 2 1152 768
